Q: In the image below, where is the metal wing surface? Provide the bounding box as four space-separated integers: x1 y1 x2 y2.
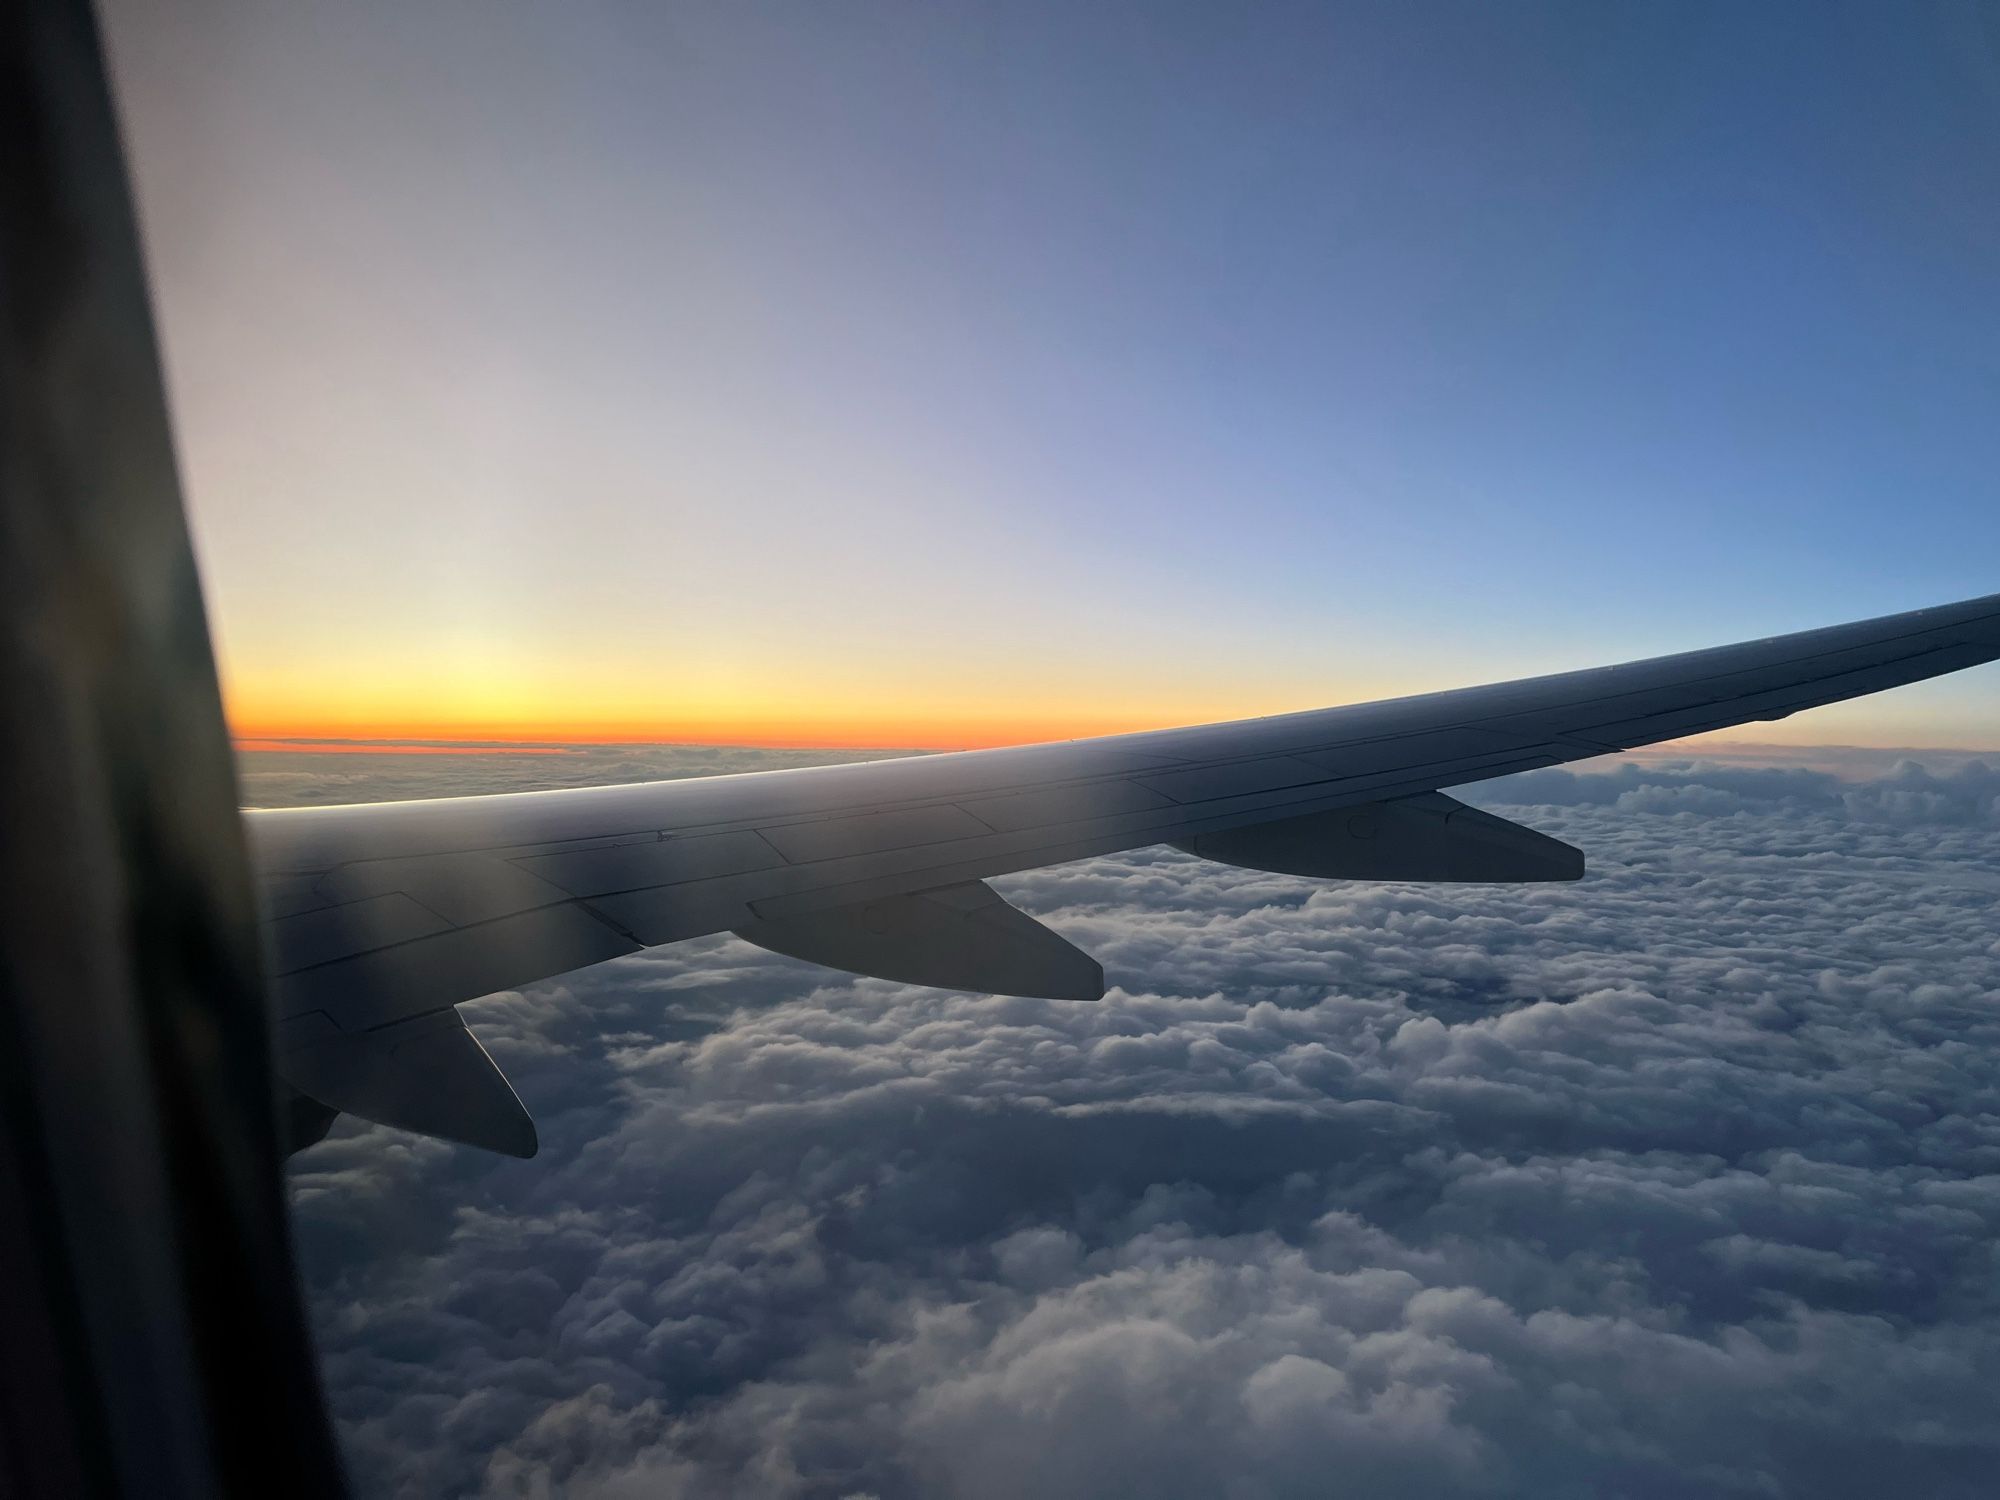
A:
249 591 2000 1154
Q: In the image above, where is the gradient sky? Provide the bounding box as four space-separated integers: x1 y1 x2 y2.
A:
103 0 2000 748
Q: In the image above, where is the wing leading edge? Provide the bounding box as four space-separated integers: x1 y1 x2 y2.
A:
250 591 2000 1154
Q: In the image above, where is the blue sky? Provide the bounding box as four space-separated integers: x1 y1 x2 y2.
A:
107 0 2000 744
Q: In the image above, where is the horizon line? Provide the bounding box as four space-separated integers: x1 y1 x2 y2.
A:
232 732 2000 759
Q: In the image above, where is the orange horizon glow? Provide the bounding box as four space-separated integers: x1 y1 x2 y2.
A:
230 738 588 755
226 714 1175 753
230 722 2000 758
208 653 1335 754
215 650 2000 758
219 674 2000 757
211 639 2000 757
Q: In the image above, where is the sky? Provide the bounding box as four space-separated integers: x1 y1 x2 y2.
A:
266 741 2000 1498
100 0 2000 749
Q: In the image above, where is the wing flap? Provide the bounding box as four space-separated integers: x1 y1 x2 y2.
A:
272 903 639 1035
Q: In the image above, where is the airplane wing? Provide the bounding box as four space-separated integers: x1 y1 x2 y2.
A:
250 591 2000 1156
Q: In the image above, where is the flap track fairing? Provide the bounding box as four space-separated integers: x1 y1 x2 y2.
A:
280 1006 538 1158
735 879 1104 1000
1174 791 1582 883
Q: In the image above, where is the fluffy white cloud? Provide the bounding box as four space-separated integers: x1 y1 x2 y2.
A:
276 751 2000 1499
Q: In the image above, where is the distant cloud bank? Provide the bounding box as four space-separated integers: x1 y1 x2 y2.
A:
282 748 2000 1499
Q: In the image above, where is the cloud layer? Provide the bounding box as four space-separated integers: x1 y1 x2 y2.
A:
279 751 2000 1498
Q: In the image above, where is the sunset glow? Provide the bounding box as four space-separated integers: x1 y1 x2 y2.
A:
213 660 1325 751
109 0 1998 759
